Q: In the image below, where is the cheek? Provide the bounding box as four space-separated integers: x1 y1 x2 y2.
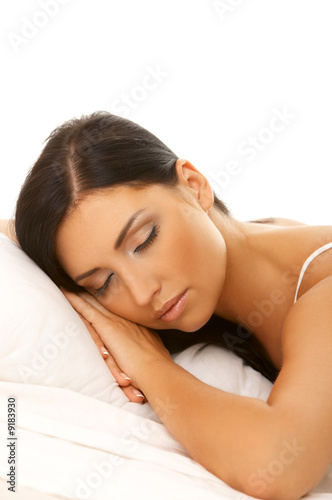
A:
174 216 226 290
97 294 134 321
163 216 214 275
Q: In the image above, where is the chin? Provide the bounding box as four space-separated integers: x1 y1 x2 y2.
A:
177 310 213 333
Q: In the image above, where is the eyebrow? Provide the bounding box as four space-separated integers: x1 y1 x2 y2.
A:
74 208 147 283
75 267 101 283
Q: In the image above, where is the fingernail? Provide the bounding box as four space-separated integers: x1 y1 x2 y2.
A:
120 372 131 381
101 347 110 356
132 389 144 398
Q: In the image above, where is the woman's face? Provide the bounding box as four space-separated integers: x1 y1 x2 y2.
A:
55 161 227 332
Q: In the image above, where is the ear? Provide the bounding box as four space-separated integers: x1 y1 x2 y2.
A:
175 159 214 212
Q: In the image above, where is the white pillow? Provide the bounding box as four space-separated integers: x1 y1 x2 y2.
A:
0 233 125 406
0 233 273 421
172 343 273 401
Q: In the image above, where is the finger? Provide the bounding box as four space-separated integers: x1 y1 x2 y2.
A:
77 290 114 317
61 290 133 386
60 287 118 328
78 313 110 359
103 355 132 386
79 319 132 385
80 315 132 385
121 385 146 404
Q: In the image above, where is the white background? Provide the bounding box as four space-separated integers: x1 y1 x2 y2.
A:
0 0 331 224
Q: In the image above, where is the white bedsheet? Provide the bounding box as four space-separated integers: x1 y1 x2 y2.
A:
0 343 332 500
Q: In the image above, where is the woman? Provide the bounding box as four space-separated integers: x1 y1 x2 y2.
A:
13 111 332 500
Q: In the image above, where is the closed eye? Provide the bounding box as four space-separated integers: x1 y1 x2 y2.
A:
95 224 160 297
134 224 159 253
95 273 114 297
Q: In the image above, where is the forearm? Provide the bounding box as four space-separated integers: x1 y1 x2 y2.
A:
137 357 304 499
62 289 311 499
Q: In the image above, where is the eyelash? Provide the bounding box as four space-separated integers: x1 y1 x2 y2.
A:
95 224 160 297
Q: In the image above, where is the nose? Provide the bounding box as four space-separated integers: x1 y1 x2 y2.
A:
123 268 161 308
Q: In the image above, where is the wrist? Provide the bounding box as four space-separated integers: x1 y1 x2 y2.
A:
135 352 175 392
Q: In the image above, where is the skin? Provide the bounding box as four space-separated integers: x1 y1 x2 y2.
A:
56 164 227 335
55 159 229 400
3 159 332 498
55 158 332 374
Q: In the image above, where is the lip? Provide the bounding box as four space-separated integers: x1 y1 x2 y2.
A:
154 289 189 322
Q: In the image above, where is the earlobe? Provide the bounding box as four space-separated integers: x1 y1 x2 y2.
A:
175 159 214 212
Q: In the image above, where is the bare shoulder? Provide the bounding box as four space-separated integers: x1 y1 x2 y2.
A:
248 217 307 226
0 219 17 243
267 276 332 494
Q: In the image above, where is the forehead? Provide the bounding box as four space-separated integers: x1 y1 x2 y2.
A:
66 183 178 224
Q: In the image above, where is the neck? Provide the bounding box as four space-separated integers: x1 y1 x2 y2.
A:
209 209 279 333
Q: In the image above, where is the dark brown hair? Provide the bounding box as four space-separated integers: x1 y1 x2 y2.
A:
14 111 278 383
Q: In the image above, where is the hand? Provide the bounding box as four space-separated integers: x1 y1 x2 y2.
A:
76 311 146 404
60 287 172 402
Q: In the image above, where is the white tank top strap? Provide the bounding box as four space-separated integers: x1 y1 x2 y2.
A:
293 242 332 304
